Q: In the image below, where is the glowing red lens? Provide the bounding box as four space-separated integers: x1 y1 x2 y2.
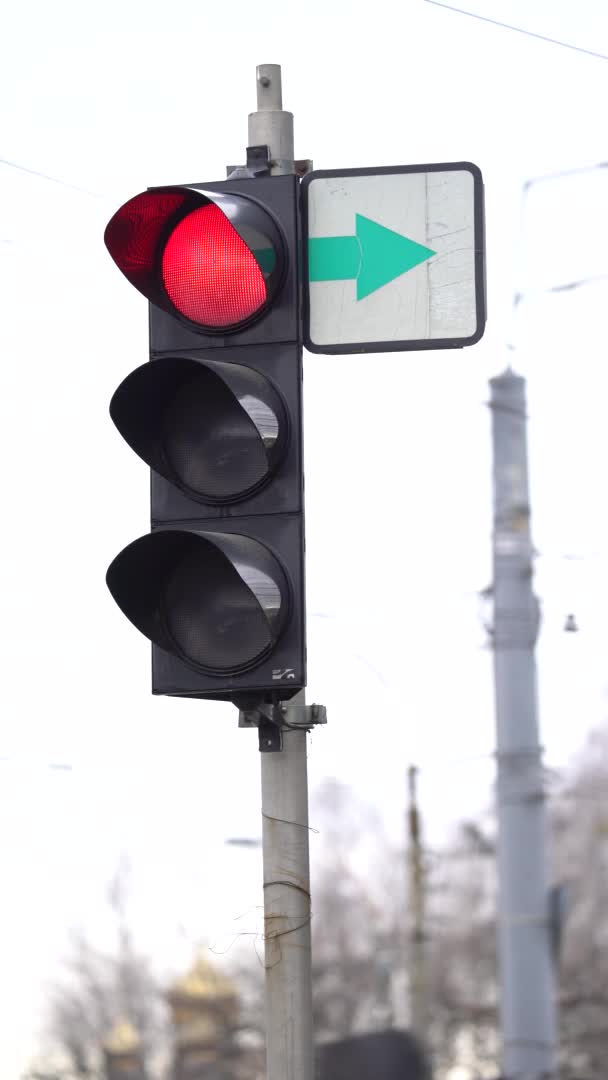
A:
161 204 267 328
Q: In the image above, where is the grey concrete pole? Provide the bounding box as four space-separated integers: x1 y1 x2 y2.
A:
490 369 559 1080
261 691 314 1080
248 65 314 1080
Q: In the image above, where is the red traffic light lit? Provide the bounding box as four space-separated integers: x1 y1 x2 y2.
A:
104 187 285 333
162 204 266 326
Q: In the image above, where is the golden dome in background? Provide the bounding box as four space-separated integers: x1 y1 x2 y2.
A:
168 949 240 1046
169 950 238 1004
103 1018 141 1055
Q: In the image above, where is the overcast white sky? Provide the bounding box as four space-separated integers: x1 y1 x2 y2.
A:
2 0 608 1074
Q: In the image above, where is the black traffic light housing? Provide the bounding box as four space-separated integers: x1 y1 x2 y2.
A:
105 174 305 703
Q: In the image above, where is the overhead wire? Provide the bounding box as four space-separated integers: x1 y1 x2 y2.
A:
423 0 608 62
508 162 608 352
0 156 109 199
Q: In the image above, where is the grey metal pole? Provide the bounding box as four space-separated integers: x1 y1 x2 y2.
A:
248 65 314 1080
489 369 559 1080
248 64 294 175
407 765 429 1048
261 690 314 1080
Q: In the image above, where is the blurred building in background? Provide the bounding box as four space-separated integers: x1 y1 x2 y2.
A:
98 951 264 1080
166 953 244 1080
99 955 432 1080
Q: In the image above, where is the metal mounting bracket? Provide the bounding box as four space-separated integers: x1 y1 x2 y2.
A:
226 144 272 179
238 701 327 753
226 149 313 181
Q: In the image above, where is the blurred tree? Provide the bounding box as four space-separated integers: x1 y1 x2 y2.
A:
310 727 608 1078
310 779 402 1042
551 724 608 1080
39 728 608 1079
47 862 168 1079
422 722 608 1078
423 815 499 1076
43 864 262 1080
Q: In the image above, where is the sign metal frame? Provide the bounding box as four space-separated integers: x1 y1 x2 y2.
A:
302 160 486 355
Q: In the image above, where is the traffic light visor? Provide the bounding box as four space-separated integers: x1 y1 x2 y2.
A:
104 187 285 332
106 531 291 676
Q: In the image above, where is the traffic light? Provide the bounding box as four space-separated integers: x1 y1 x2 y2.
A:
104 175 305 703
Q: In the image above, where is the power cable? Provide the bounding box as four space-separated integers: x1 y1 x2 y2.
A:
508 162 608 351
513 273 608 308
424 0 608 62
0 755 73 771
523 162 608 188
0 156 108 198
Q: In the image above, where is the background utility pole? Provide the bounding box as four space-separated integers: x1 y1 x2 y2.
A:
490 369 558 1080
407 765 429 1049
250 66 314 1080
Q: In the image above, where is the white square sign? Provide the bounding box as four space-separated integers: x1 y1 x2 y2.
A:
302 161 485 354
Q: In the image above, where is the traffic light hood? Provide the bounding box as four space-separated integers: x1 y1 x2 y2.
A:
104 186 286 333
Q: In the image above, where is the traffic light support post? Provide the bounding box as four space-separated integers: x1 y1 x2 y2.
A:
248 63 294 175
258 692 314 1080
241 65 319 1080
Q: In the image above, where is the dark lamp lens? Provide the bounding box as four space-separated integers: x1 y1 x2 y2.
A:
163 547 274 673
161 204 267 328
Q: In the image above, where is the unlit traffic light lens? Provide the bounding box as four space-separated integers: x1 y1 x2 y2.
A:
162 543 275 671
106 531 290 676
110 356 287 505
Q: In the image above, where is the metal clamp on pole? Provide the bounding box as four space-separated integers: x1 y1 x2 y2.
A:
226 143 272 179
239 701 327 752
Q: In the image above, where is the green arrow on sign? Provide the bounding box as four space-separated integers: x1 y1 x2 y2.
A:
308 214 436 300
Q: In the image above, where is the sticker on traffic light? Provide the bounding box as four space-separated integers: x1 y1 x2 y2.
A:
104 175 305 703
